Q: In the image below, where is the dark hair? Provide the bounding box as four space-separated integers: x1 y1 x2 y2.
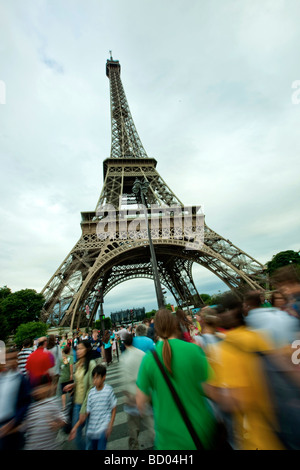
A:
63 345 71 354
217 292 245 329
271 264 300 286
243 291 262 309
123 332 133 346
47 335 56 350
175 309 193 331
92 364 106 378
102 330 111 344
79 340 93 374
23 338 33 348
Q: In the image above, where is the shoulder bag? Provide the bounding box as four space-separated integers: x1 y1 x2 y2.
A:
151 350 204 450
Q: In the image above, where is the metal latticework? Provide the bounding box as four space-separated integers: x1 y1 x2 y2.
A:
40 57 266 328
106 58 148 159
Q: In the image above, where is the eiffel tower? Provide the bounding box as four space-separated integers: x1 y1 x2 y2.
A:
40 56 266 329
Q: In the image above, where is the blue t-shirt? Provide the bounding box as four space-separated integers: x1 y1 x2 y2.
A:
132 335 155 353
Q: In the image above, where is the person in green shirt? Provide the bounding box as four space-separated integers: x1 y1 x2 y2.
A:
136 308 216 450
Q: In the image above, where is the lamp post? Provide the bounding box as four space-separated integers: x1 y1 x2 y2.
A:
132 178 165 310
96 287 105 333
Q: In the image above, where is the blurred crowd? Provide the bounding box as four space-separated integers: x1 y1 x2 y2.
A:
0 263 299 450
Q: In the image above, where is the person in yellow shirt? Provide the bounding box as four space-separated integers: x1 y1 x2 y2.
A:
203 292 285 450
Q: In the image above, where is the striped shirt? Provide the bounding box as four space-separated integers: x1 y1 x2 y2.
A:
23 397 67 450
86 384 117 439
17 348 33 375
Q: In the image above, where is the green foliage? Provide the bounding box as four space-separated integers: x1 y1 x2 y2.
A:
104 317 112 330
266 250 300 276
94 320 102 330
145 309 156 318
0 289 45 334
164 303 173 311
14 322 48 348
200 293 212 305
0 286 11 301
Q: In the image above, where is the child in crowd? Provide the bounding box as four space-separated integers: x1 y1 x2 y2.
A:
69 364 117 450
22 377 67 450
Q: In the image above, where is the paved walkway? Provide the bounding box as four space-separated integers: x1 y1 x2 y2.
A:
60 358 154 451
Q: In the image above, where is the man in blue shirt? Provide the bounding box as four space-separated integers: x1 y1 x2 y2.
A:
132 324 155 353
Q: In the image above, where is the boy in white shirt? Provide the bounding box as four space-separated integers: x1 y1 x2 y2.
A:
69 364 117 450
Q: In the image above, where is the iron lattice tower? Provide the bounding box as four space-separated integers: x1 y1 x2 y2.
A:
40 57 266 329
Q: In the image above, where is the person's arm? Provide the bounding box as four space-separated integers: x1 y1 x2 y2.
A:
69 412 89 441
106 406 116 439
63 382 75 393
69 362 74 382
136 387 150 414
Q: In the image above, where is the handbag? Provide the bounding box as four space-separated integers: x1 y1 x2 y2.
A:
151 350 205 450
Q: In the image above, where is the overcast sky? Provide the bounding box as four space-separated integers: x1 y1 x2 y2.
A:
1 0 299 316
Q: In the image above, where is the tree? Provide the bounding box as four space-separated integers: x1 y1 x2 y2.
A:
266 250 300 276
0 289 45 334
200 294 212 305
0 286 11 301
14 321 48 348
104 317 112 330
145 309 156 319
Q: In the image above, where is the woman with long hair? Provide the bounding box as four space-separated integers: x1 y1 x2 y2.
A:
102 330 114 366
136 309 216 450
63 340 96 450
175 309 194 342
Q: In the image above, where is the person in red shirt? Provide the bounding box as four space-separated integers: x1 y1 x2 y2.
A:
25 337 54 387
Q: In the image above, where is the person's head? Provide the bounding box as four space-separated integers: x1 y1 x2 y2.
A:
175 309 193 332
76 340 92 373
243 291 262 316
135 323 147 337
23 338 33 349
271 290 287 309
92 364 106 389
217 292 245 329
123 332 133 348
31 375 53 401
63 345 71 355
92 329 98 339
154 309 180 374
37 337 47 348
47 334 56 350
143 318 150 327
271 264 300 296
200 308 220 333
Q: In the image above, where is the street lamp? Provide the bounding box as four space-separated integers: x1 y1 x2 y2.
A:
95 287 105 333
132 178 165 310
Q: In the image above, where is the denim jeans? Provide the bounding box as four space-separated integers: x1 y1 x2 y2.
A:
72 403 86 450
86 431 107 450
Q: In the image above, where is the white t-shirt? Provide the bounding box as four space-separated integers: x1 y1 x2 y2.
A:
86 384 117 439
